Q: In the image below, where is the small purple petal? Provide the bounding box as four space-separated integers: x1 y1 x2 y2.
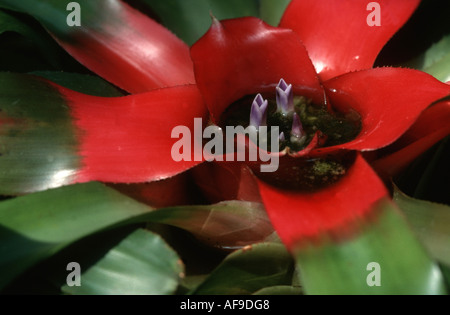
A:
291 113 304 138
276 78 294 114
278 78 288 91
254 93 264 106
279 132 286 142
250 93 268 128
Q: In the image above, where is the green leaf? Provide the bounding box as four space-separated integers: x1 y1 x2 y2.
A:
422 35 450 82
295 199 446 295
253 285 302 295
0 182 155 289
0 72 127 196
0 9 72 71
0 72 80 194
30 71 125 97
146 200 274 250
140 0 259 45
411 136 450 204
259 0 291 26
394 134 450 204
179 275 209 294
191 243 294 295
0 0 108 39
394 187 450 268
441 264 450 286
0 184 272 290
0 9 37 36
62 229 183 295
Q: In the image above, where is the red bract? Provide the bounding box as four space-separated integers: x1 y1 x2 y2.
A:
280 0 420 80
190 17 324 122
62 84 207 183
256 154 388 245
372 96 450 178
188 3 450 248
4 0 450 249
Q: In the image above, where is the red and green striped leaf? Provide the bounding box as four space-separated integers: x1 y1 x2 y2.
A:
257 154 389 249
256 152 446 294
0 0 195 92
295 199 447 295
0 72 207 195
0 72 80 194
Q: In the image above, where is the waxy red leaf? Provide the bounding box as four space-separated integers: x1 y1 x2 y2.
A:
399 97 450 146
319 68 450 153
373 98 450 177
62 84 208 184
52 0 195 92
280 0 420 80
257 154 389 249
191 17 323 122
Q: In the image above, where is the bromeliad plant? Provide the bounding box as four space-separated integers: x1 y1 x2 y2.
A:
0 0 449 295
